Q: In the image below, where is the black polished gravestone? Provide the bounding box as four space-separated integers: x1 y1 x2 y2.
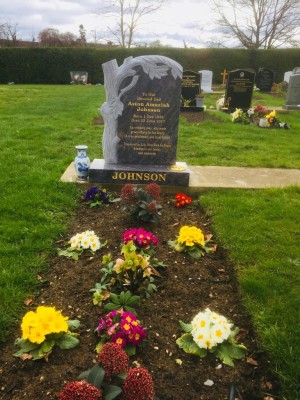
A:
88 55 190 186
256 68 275 93
224 69 255 111
181 70 202 110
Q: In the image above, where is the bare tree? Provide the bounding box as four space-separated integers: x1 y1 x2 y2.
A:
0 21 20 46
212 0 300 48
97 0 164 48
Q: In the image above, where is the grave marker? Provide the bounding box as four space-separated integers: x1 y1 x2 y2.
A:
283 70 300 110
256 68 275 93
224 69 255 111
181 70 202 107
89 55 190 186
199 70 213 93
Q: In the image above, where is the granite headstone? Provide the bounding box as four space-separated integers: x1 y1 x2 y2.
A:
224 69 255 111
283 71 292 83
70 71 88 84
283 71 300 110
181 70 202 107
89 55 190 186
256 68 275 93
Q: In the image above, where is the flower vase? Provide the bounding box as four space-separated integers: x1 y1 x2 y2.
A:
196 98 204 107
259 118 268 128
74 145 90 180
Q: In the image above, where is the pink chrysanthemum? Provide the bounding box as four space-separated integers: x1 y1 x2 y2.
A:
145 183 160 200
97 342 129 379
59 381 102 400
122 367 155 400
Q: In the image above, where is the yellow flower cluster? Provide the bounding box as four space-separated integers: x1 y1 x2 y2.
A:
21 306 69 344
177 226 205 247
70 230 101 252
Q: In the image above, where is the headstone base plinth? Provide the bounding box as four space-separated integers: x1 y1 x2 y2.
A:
283 104 300 110
88 159 190 186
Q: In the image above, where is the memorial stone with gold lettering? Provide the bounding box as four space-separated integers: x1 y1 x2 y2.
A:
89 55 190 186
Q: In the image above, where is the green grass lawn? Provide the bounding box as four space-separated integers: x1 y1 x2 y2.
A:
0 85 299 399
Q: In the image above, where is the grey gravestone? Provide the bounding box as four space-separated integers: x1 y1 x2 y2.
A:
224 69 255 111
283 71 292 83
293 67 300 74
283 71 300 110
70 71 88 84
199 70 213 93
181 70 201 107
256 68 275 92
89 55 190 186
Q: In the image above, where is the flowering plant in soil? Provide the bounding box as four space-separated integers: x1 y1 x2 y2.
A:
96 309 147 355
60 343 157 400
14 306 80 360
176 308 247 367
83 186 116 207
112 241 158 294
58 230 107 260
168 225 213 259
119 183 162 224
173 193 192 208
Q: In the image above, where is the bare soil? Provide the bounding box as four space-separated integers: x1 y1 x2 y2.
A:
0 194 281 400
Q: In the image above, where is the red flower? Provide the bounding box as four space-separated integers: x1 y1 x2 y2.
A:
145 183 160 200
97 342 129 378
120 184 136 204
146 201 158 215
59 381 102 400
122 367 155 400
174 193 192 208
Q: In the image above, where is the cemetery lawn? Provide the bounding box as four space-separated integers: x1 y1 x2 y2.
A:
0 85 299 399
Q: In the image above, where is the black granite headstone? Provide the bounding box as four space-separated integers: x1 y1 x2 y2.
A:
181 70 202 107
224 69 255 111
88 55 190 186
256 68 275 93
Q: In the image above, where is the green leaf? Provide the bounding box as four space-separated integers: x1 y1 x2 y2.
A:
125 343 136 356
188 248 201 259
14 338 40 353
78 370 90 381
104 302 120 312
179 321 192 333
88 364 105 388
110 292 119 304
103 385 122 400
176 333 207 357
67 319 81 330
40 338 55 353
56 333 80 349
216 342 247 367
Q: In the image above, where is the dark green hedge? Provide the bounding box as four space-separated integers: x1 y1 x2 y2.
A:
0 47 299 84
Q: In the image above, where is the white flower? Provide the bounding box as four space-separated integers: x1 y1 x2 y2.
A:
81 235 90 249
70 234 80 248
90 239 101 251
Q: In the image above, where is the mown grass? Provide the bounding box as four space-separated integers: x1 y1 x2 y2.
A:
0 84 299 399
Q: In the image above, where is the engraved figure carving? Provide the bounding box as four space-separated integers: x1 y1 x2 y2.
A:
100 55 182 164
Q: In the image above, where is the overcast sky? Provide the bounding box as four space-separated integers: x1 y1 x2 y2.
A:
0 0 224 48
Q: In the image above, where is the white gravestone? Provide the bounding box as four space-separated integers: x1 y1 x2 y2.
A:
283 71 292 83
199 70 213 93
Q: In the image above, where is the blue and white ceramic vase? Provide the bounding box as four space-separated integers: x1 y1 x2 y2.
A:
74 145 90 180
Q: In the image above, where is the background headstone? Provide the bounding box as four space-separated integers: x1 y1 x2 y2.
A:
199 70 213 93
283 71 292 83
293 67 300 74
89 55 190 186
256 68 275 93
70 71 88 84
181 70 201 107
224 69 255 111
283 71 300 110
